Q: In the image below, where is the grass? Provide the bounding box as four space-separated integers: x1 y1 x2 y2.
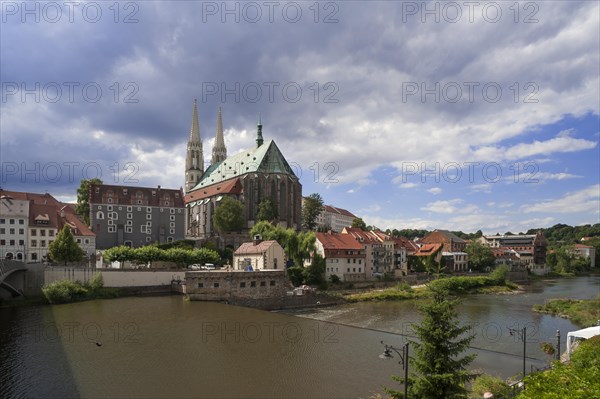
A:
533 295 600 328
344 274 518 302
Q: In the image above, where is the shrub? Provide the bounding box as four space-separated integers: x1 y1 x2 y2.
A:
287 267 304 287
42 280 88 304
489 265 510 284
330 274 341 284
470 374 508 398
90 273 103 292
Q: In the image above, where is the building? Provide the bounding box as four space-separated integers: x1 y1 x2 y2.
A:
315 231 366 282
420 230 468 252
478 231 547 267
0 191 29 261
441 252 469 272
184 102 302 239
0 189 95 263
569 244 596 268
233 237 286 270
391 236 419 276
314 204 357 232
339 227 398 278
89 184 185 249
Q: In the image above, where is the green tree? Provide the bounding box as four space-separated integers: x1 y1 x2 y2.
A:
102 245 133 264
351 217 367 230
303 253 326 286
302 193 324 231
213 197 245 233
387 285 476 399
256 199 278 222
465 241 496 271
48 226 85 265
76 178 102 225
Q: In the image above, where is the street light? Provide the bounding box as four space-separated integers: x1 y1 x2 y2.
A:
508 327 527 378
380 340 409 399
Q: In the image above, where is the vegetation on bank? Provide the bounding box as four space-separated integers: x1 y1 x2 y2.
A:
102 245 220 268
346 267 517 302
514 335 600 399
533 295 600 328
42 274 119 304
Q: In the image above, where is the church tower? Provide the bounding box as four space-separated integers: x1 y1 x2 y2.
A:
185 99 204 193
211 107 227 164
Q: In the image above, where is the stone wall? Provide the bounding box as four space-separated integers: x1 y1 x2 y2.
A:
185 270 290 303
44 268 185 287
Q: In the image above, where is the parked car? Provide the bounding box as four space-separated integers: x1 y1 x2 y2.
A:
188 264 201 270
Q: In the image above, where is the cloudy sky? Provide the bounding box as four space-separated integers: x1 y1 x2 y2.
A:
1 1 599 234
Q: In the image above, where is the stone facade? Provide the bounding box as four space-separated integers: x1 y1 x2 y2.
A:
185 270 290 302
184 104 302 239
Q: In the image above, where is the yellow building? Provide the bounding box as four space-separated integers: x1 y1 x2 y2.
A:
233 237 285 270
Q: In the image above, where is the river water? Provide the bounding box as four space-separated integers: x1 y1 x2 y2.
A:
1 276 598 398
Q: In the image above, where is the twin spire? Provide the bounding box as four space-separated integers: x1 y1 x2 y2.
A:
185 99 265 192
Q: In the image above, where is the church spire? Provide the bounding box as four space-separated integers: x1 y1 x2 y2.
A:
189 98 201 143
256 114 264 147
185 99 204 193
211 107 227 164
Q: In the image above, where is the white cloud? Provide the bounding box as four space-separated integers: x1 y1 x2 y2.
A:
427 187 442 195
522 185 600 214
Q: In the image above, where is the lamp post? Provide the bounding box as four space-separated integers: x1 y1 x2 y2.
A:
509 327 527 378
556 330 561 361
380 341 409 399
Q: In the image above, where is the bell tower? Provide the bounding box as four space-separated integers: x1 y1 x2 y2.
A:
185 99 203 193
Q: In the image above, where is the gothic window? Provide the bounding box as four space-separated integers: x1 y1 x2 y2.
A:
279 181 286 222
96 211 104 220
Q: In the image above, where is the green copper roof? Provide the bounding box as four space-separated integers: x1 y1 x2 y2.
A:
189 140 297 191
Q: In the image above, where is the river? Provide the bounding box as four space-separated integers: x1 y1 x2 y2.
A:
1 276 598 398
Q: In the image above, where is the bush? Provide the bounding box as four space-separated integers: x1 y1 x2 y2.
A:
330 274 341 284
90 273 103 292
470 374 508 398
395 281 413 292
42 280 88 304
287 267 304 287
489 265 510 284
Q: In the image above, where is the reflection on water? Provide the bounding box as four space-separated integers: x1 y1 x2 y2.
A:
1 276 598 398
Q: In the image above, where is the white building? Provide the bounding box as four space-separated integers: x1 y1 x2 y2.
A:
314 204 357 232
233 238 286 270
0 192 29 261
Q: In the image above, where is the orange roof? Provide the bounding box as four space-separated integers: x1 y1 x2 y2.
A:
415 243 443 256
185 178 243 202
316 231 364 250
574 244 593 249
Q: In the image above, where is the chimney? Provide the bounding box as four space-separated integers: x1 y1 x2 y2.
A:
253 234 262 246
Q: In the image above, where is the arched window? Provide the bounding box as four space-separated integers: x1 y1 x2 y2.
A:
16 253 23 260
279 181 286 222
96 211 104 220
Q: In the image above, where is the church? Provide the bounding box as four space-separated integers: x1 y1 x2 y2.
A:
184 100 302 239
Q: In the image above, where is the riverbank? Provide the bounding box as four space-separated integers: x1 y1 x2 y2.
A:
344 274 519 302
532 295 600 328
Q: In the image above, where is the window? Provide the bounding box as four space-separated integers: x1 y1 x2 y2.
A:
178 209 182 214
260 281 266 287
137 207 141 211
19 240 24 246
118 206 122 211
9 228 14 234
96 211 104 220
41 240 46 247
31 240 37 247
127 206 132 212
127 213 132 219
108 205 113 211
170 222 175 228
270 280 276 286
0 228 4 234
140 225 147 233
167 237 173 242
198 283 204 288
125 227 132 233
170 208 175 214
240 282 246 288
18 228 24 234
0 240 5 246
146 237 151 242
160 208 164 213
108 220 114 225
146 214 152 220
250 281 256 287
76 238 82 243
124 241 132 247
146 207 151 213
170 229 175 235
108 226 116 233
213 282 219 288
127 220 132 226
123 189 128 195
108 198 113 203
84 239 89 244
146 221 151 227
40 230 45 237
9 240 15 246
0 219 4 224
19 219 24 225
9 219 14 225
359 268 362 272
31 253 37 261
170 215 175 221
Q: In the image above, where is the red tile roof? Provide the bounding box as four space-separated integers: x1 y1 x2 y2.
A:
322 204 357 218
316 231 364 250
184 178 243 202
414 243 443 256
